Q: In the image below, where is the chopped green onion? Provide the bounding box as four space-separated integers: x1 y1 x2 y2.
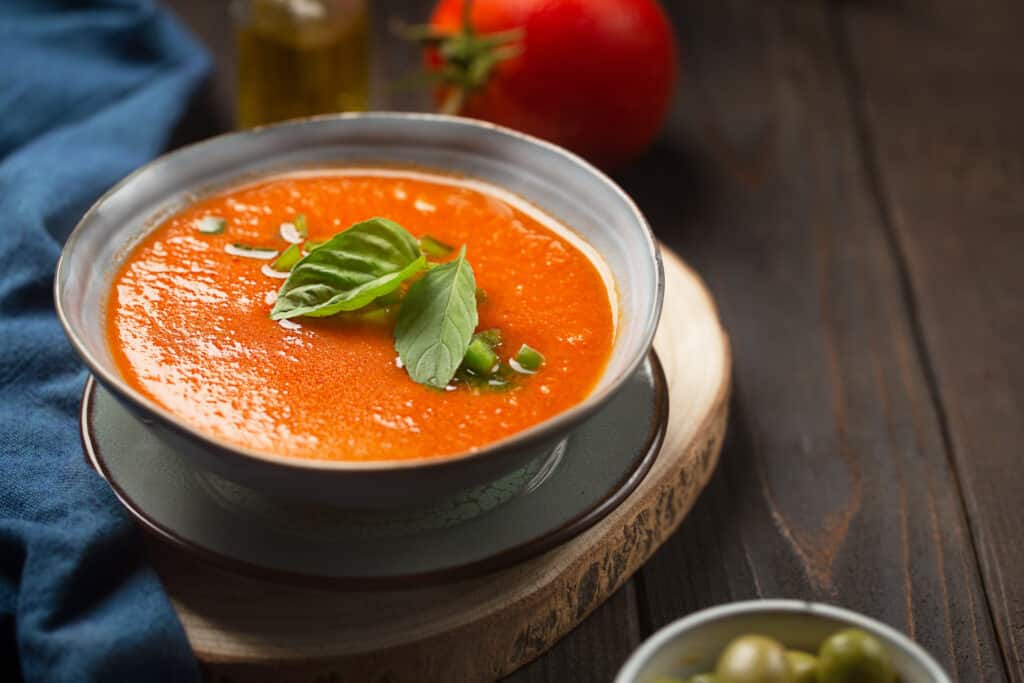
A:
271 243 302 271
294 214 308 237
197 216 226 234
304 240 325 253
475 328 503 348
511 344 545 373
225 243 278 260
419 235 454 258
462 337 499 376
455 365 515 392
475 287 489 304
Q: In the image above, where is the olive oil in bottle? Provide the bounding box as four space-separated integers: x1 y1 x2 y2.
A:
235 0 369 129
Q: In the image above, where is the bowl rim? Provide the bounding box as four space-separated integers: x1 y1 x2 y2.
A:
54 111 665 473
614 599 952 683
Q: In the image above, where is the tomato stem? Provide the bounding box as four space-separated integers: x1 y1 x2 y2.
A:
402 1 524 116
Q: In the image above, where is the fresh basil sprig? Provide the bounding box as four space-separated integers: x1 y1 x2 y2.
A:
394 247 478 389
270 217 426 320
268 216 482 390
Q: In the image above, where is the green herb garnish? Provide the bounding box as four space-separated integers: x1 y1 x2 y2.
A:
378 288 404 306
512 344 545 373
419 234 454 258
294 214 308 237
394 247 478 388
271 217 426 320
462 337 499 376
197 216 227 234
356 306 397 325
271 243 302 272
455 362 516 392
226 243 277 259
475 328 503 349
266 217 505 390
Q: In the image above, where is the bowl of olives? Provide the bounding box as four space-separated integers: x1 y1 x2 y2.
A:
615 600 950 683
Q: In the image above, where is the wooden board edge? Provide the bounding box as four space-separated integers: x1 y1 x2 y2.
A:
194 390 729 681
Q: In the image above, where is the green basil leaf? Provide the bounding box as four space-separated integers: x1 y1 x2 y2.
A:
270 217 425 320
419 234 454 258
394 246 478 388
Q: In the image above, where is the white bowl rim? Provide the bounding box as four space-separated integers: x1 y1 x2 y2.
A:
54 111 664 473
614 599 952 683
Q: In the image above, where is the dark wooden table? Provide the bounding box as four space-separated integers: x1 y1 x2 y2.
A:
167 1 1023 680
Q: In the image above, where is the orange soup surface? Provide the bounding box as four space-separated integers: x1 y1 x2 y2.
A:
107 170 615 461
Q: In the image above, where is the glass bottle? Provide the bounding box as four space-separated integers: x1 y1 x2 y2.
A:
233 0 369 129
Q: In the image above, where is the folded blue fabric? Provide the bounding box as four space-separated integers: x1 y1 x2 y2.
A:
0 1 209 680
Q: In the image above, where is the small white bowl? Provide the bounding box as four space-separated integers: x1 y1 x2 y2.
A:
616 600 950 683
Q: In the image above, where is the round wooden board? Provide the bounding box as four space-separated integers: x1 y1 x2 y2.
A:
152 247 731 682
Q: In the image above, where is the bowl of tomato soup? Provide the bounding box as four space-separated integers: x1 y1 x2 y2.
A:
56 114 662 508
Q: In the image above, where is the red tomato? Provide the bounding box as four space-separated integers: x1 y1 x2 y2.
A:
424 0 678 169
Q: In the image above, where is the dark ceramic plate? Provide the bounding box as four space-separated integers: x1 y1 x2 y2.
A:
82 353 667 588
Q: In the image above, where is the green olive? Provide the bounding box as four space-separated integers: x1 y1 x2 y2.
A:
817 628 895 683
714 635 790 683
785 650 818 683
689 675 718 683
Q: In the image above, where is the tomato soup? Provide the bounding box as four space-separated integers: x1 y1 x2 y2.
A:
107 169 615 461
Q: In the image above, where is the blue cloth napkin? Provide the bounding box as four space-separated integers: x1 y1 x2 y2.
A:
0 1 209 680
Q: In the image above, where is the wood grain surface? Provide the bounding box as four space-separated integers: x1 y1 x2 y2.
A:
838 1 1024 679
162 1 1023 680
154 249 730 682
618 2 1005 681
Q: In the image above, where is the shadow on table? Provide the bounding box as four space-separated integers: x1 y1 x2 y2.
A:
615 136 715 249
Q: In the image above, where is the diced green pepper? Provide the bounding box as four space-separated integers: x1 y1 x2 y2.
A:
462 337 499 376
475 328 503 348
419 234 454 258
271 243 302 271
513 344 545 372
